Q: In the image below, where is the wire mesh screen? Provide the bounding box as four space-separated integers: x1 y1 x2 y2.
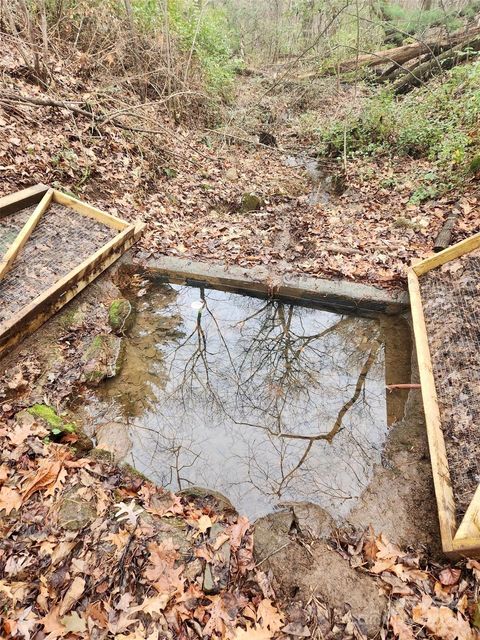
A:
0 203 117 327
420 248 480 521
0 207 32 255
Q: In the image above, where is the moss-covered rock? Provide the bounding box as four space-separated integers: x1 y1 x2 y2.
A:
58 303 87 330
108 298 135 334
470 154 480 175
57 486 96 531
240 192 265 212
28 404 76 435
88 448 115 463
82 334 124 385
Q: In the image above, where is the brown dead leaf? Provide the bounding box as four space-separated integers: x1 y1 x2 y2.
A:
228 516 250 549
145 539 179 581
0 486 22 514
7 422 35 446
375 534 402 561
412 595 473 640
256 599 284 635
61 611 87 634
40 605 68 638
370 558 396 574
21 457 63 501
439 567 461 586
363 526 378 562
203 594 239 636
390 613 415 640
59 576 85 615
467 559 480 581
85 601 108 628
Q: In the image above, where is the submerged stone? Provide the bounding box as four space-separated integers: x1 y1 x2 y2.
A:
82 334 124 385
179 486 236 514
108 298 135 334
95 422 131 462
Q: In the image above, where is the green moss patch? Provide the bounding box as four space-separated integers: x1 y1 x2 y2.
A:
108 298 134 333
28 404 76 436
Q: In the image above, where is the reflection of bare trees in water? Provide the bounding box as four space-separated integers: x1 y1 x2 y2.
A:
140 287 387 513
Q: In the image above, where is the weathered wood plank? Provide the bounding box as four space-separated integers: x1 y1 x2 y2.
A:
451 535 480 556
413 232 480 276
0 189 53 280
0 222 145 358
0 184 49 218
455 485 480 541
53 190 129 231
408 269 457 553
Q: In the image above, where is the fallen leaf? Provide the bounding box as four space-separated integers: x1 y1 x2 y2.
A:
256 599 284 635
390 613 415 640
40 605 67 639
59 576 85 615
412 595 472 640
0 486 22 514
61 611 87 633
439 567 461 586
228 516 250 549
21 457 62 501
114 500 143 526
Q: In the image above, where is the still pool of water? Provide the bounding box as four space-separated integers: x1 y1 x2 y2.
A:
79 281 411 520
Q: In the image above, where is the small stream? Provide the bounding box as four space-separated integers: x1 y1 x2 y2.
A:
285 153 346 205
75 278 412 521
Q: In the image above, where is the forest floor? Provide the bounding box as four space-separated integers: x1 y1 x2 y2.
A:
2 35 480 640
1 41 479 291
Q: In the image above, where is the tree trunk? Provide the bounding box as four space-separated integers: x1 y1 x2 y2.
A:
310 26 480 76
393 35 480 94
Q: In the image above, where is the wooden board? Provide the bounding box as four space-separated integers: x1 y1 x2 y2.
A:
0 185 144 359
0 184 49 218
408 270 457 555
0 189 53 280
413 232 480 276
53 190 128 231
409 236 480 557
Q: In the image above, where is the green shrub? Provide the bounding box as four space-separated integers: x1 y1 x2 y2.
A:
129 0 239 96
168 0 240 96
378 1 463 36
321 61 480 196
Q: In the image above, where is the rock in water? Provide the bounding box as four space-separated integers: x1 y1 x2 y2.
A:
95 422 131 462
82 334 124 385
108 298 135 334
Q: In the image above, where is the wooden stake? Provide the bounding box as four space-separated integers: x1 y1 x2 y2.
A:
408 269 457 554
434 212 459 253
53 190 128 231
0 222 144 358
0 188 53 280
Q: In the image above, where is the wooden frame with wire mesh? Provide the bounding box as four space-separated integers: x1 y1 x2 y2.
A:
0 184 145 359
409 234 480 558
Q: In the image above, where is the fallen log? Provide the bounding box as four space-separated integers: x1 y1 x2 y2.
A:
393 35 480 94
434 211 459 253
312 26 480 76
